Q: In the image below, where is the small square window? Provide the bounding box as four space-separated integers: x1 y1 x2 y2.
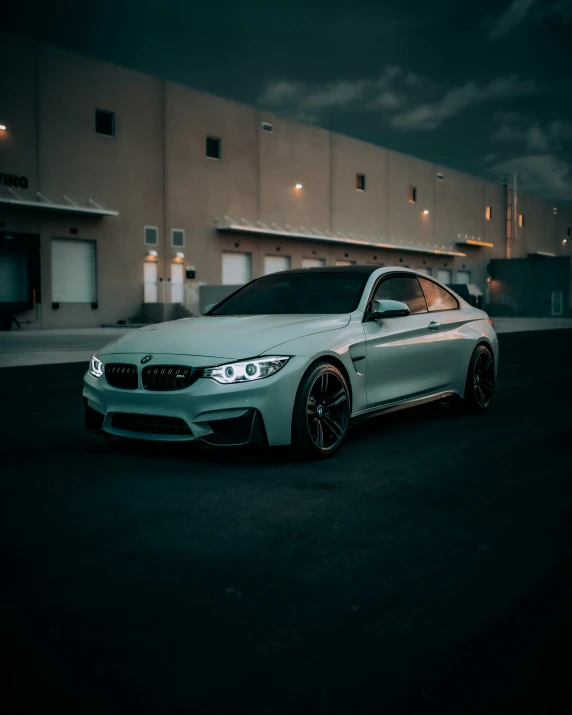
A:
95 109 115 137
486 206 492 220
356 173 366 191
518 214 524 227
144 226 158 245
409 186 417 203
262 122 273 132
206 136 221 159
172 229 185 247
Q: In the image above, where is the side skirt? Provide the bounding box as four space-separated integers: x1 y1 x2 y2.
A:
350 389 458 426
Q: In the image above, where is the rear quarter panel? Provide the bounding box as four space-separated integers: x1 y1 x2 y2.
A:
444 303 499 384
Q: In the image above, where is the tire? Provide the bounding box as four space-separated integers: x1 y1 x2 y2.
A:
461 344 495 414
291 361 350 459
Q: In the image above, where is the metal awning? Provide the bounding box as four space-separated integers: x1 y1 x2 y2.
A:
215 217 466 258
0 189 118 217
527 251 555 257
456 239 494 248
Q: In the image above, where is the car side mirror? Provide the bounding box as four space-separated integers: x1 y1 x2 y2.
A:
367 299 410 321
203 303 217 314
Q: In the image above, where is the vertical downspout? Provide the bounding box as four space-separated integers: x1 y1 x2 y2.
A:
161 79 167 310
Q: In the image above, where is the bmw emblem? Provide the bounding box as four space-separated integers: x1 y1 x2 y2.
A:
141 355 153 364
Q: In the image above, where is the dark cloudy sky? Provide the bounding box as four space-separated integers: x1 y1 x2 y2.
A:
4 0 572 201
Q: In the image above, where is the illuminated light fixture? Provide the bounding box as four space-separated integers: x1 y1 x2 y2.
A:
564 239 568 244
465 239 494 247
0 125 6 131
295 184 303 190
486 276 492 284
423 210 430 215
145 249 158 262
176 251 184 258
147 250 158 257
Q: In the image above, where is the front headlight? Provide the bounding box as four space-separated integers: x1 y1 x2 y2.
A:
89 354 105 379
202 356 290 384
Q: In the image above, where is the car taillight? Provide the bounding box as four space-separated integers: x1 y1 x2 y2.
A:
488 317 495 328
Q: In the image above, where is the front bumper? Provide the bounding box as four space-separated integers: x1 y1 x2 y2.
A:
82 353 308 446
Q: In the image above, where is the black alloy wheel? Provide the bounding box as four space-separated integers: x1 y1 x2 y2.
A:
463 344 495 414
292 362 350 458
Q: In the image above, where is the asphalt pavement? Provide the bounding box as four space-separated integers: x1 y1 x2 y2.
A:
1 330 572 714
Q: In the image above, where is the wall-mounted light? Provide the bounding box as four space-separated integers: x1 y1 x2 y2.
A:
0 125 6 132
564 239 568 245
486 276 492 284
423 209 430 215
295 184 303 190
145 249 158 262
172 251 185 263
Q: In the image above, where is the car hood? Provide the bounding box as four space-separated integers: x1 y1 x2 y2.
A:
99 314 351 359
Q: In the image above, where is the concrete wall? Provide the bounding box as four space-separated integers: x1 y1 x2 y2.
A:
1 29 571 328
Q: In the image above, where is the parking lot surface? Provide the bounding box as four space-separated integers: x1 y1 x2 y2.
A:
1 330 571 714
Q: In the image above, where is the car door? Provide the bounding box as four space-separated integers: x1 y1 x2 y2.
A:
417 276 471 386
363 274 451 408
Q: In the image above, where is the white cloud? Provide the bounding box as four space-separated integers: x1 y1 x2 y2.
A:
486 0 572 40
549 120 572 140
491 117 572 153
258 66 413 121
487 154 572 199
391 75 537 131
526 125 550 152
370 91 403 109
486 0 539 40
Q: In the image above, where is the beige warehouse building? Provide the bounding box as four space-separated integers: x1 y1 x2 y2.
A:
1 30 571 329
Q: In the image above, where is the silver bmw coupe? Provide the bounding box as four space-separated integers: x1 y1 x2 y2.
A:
83 266 498 458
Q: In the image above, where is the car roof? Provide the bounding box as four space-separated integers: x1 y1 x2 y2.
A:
260 265 417 277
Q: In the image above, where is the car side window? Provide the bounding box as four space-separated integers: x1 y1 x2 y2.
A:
373 276 428 315
418 277 459 312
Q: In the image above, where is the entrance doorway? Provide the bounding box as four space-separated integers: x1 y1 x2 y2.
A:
551 291 563 316
144 261 158 303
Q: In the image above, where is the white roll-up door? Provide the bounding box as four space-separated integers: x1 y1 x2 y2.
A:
416 267 432 276
302 257 326 268
437 269 452 285
264 255 290 275
222 252 251 285
51 239 96 302
456 270 471 284
335 260 356 266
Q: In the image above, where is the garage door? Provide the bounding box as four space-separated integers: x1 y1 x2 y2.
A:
302 257 325 268
437 269 452 285
0 250 28 302
51 239 96 302
456 270 471 284
335 260 356 266
416 267 432 276
264 255 291 275
222 252 251 285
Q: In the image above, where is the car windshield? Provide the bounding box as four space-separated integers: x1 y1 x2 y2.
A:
210 272 369 315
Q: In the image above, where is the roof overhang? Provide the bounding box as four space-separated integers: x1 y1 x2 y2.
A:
0 191 118 217
527 251 555 257
456 239 494 248
215 218 466 258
